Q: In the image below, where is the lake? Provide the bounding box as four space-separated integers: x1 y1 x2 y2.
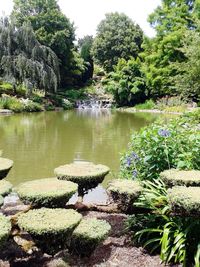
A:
0 109 170 202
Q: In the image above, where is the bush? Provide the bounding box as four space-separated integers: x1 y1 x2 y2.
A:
0 180 13 196
156 96 186 110
70 218 111 256
168 186 200 216
0 214 11 248
23 100 43 112
120 114 200 181
62 99 73 110
0 157 14 180
0 95 24 112
15 178 78 208
18 208 82 254
160 169 200 187
134 99 156 110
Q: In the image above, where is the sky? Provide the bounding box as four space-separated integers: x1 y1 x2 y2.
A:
0 0 161 38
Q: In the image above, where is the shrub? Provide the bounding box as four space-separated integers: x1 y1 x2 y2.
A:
70 218 111 256
15 178 78 208
134 99 156 110
168 186 200 216
156 96 186 110
0 95 24 112
18 208 82 254
62 99 73 110
107 179 142 212
23 101 43 112
160 169 200 187
0 180 13 196
0 157 14 180
120 114 200 181
0 214 11 248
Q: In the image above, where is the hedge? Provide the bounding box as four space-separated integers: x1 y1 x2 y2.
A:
18 208 82 254
15 178 78 208
70 218 111 256
0 158 13 179
0 214 11 248
0 180 13 196
160 169 200 187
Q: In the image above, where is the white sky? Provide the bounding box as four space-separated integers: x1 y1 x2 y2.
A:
0 0 161 38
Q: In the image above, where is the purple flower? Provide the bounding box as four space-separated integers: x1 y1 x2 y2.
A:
131 152 140 161
125 156 132 167
132 170 138 178
158 129 171 138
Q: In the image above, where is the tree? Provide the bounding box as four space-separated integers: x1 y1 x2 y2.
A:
11 0 84 87
0 18 60 95
92 12 143 71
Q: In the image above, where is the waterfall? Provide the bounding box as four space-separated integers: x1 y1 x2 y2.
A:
76 99 112 109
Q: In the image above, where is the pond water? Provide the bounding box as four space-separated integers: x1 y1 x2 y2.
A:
0 109 171 203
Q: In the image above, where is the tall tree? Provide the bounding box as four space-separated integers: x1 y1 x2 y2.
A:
92 12 143 71
11 0 82 87
0 17 60 94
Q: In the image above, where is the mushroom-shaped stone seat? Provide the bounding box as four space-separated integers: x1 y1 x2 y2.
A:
168 186 200 216
0 180 13 197
15 178 78 208
0 158 13 180
160 169 200 187
70 218 111 257
107 179 142 212
0 214 11 248
18 208 82 254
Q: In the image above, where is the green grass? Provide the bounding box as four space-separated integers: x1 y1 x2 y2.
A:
134 99 156 110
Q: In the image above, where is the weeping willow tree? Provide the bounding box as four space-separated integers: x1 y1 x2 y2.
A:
0 17 60 95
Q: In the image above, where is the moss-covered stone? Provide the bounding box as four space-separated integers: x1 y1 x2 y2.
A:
0 195 3 207
0 180 13 196
15 178 78 208
0 158 13 179
18 208 82 254
168 186 200 216
0 214 11 248
70 218 111 256
160 169 200 187
54 162 110 190
107 179 142 212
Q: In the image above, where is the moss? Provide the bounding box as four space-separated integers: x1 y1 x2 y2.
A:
70 218 111 256
15 178 78 208
18 208 82 254
0 214 11 248
107 179 142 212
168 186 200 216
54 162 110 189
0 180 13 196
160 169 200 187
0 158 13 179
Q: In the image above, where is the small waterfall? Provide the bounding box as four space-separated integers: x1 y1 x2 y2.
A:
76 99 112 109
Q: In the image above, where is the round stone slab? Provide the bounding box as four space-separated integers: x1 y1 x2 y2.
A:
168 186 200 216
0 214 11 248
0 180 13 196
54 162 110 188
160 169 200 187
0 158 13 180
15 178 78 208
18 208 82 254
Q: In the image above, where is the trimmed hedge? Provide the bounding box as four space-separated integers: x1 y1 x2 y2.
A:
70 218 111 256
18 208 82 254
107 179 142 212
0 214 11 248
0 180 13 196
55 162 110 189
160 169 200 187
168 186 200 216
0 158 13 179
15 178 78 208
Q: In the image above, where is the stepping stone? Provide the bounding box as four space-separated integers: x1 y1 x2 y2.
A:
70 218 111 257
54 161 110 190
107 179 142 212
160 169 200 187
168 186 200 216
15 178 78 208
18 208 82 254
0 214 11 248
0 158 13 179
0 180 13 196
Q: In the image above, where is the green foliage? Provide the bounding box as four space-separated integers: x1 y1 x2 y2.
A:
0 214 11 248
103 58 147 106
15 178 78 208
92 12 143 71
0 157 13 179
0 180 13 196
134 99 156 110
156 96 186 110
70 218 111 256
120 114 200 181
18 208 82 254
